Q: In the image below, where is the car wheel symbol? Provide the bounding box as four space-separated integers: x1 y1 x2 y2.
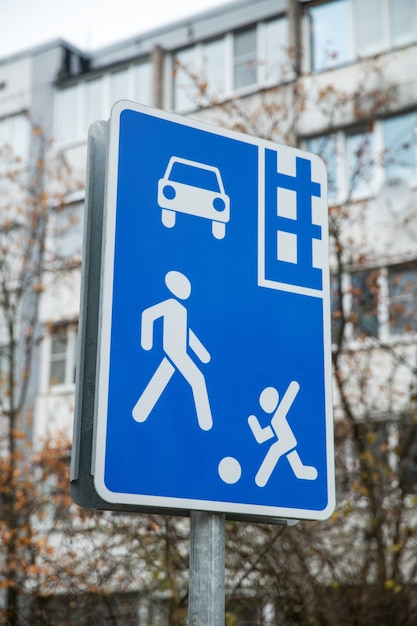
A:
212 221 226 239
162 208 176 228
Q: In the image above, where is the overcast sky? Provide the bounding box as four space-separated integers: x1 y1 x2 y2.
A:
0 0 231 59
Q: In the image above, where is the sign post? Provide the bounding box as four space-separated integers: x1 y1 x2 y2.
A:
72 100 335 623
188 511 225 625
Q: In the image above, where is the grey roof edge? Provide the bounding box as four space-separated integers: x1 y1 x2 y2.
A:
0 38 90 68
92 0 287 60
93 0 246 55
0 0 287 70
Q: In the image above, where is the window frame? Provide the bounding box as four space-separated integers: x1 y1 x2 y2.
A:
307 0 417 73
339 415 417 503
332 260 417 346
381 111 417 185
43 322 78 392
305 112 417 207
47 200 84 269
55 59 152 146
170 15 290 112
233 25 258 91
0 112 31 170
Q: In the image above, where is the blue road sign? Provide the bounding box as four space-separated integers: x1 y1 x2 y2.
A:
94 101 335 521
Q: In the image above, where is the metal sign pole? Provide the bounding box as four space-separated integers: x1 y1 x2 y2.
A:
188 511 225 625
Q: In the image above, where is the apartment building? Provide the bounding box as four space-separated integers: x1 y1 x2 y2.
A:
1 0 417 623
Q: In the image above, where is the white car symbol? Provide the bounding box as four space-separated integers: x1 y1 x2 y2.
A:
157 156 230 239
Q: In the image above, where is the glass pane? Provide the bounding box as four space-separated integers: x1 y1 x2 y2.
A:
0 118 7 173
357 421 390 466
235 27 256 56
383 113 417 182
137 61 152 106
50 329 69 386
59 85 79 143
388 261 417 334
11 114 29 160
85 78 103 132
234 27 257 89
265 18 289 83
351 269 379 338
390 0 417 47
0 117 8 145
356 0 384 56
202 38 225 98
308 134 338 200
309 0 352 71
173 47 197 110
0 348 8 401
0 114 30 168
346 128 373 194
51 334 67 358
49 359 66 386
399 424 417 494
330 273 343 344
53 203 84 262
110 68 130 105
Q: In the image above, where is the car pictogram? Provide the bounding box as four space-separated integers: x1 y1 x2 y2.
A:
157 156 230 239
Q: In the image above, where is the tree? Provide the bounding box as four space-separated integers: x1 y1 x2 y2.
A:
0 120 83 625
0 120 192 626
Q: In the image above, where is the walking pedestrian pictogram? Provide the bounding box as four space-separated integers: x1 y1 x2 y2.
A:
132 271 213 431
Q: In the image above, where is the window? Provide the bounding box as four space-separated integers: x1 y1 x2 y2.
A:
59 85 79 144
135 61 152 106
85 78 103 131
382 113 417 182
399 422 417 495
388 261 417 335
233 27 257 89
111 62 153 107
309 0 352 71
171 18 289 110
308 115 417 202
264 17 289 83
330 273 343 344
0 113 30 167
357 420 392 465
173 39 226 109
173 46 197 110
110 68 130 104
350 269 379 338
0 347 8 406
330 262 417 343
351 418 417 497
202 38 226 100
356 0 385 57
345 126 373 195
307 134 338 200
390 0 417 47
308 0 417 71
49 202 84 267
306 126 374 201
56 61 153 144
48 323 77 387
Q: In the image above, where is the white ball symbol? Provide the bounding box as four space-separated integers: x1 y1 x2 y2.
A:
218 456 242 484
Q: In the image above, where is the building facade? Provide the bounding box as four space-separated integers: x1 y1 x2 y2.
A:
1 0 417 623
